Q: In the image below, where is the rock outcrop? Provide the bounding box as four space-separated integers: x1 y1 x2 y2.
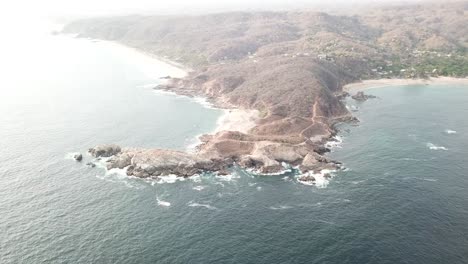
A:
64 2 468 179
351 91 377 101
89 145 232 178
88 144 122 157
74 153 83 162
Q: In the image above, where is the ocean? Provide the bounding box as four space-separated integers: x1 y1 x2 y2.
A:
1 23 468 264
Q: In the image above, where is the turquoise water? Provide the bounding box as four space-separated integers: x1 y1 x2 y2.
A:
1 26 468 263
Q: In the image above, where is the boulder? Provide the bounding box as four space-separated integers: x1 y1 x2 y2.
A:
73 153 83 162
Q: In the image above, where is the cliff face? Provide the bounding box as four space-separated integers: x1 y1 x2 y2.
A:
66 2 467 177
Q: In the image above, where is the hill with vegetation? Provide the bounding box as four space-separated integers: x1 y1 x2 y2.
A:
64 1 468 178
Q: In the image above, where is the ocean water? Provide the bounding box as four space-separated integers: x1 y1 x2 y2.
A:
2 24 468 263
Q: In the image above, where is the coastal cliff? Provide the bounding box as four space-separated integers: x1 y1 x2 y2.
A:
64 2 467 181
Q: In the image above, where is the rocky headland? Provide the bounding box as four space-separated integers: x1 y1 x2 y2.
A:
64 1 467 183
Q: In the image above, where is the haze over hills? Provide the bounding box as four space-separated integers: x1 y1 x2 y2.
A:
63 1 468 178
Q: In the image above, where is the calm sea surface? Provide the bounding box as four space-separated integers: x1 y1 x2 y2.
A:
1 23 468 264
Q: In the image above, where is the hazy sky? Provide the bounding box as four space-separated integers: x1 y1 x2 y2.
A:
3 0 428 18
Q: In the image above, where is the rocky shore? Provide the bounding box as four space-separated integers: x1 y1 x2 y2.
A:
63 2 467 184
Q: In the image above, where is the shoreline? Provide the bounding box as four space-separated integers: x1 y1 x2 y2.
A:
343 77 468 92
101 38 260 147
72 36 348 183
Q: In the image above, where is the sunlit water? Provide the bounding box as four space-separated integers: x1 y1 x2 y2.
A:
1 22 468 263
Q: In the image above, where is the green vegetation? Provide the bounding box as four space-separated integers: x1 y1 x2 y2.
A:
374 51 468 79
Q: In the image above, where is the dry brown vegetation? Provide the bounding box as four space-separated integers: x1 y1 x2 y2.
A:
65 1 468 175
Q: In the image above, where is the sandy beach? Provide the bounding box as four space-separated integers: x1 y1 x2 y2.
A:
214 109 259 134
128 43 260 136
343 77 468 92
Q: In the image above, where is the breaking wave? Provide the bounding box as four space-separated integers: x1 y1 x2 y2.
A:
426 143 448 151
325 135 343 149
192 185 206 191
269 205 293 210
187 201 217 210
297 169 336 188
156 197 171 207
445 129 457 134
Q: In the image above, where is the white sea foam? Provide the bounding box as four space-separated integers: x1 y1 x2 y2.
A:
297 169 336 188
190 175 202 183
215 173 240 182
192 185 206 191
105 167 128 178
256 186 262 191
423 178 438 182
445 129 457 134
325 135 343 149
269 205 293 210
185 135 203 153
157 197 171 207
94 166 146 189
214 182 225 188
426 143 448 151
246 166 292 176
400 157 421 161
187 201 217 210
282 176 293 182
64 152 79 160
346 105 360 112
192 96 215 109
156 175 186 184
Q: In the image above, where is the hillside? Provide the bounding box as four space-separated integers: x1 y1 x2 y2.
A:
64 2 468 177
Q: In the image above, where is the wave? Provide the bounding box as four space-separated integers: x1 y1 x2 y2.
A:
269 205 293 210
192 96 215 109
297 169 336 188
215 173 240 182
325 135 343 149
156 174 186 184
95 166 146 189
400 157 421 161
426 143 448 151
157 197 171 207
346 104 360 112
246 163 293 176
282 176 293 182
445 129 457 134
187 201 217 210
403 177 438 182
192 185 206 191
64 152 84 161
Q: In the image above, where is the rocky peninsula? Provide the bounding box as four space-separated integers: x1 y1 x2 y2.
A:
64 1 467 183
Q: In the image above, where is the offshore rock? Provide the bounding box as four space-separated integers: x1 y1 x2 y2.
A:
74 153 83 162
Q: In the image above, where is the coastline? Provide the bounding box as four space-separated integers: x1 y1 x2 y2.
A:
72 36 353 182
343 77 468 92
103 38 260 147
